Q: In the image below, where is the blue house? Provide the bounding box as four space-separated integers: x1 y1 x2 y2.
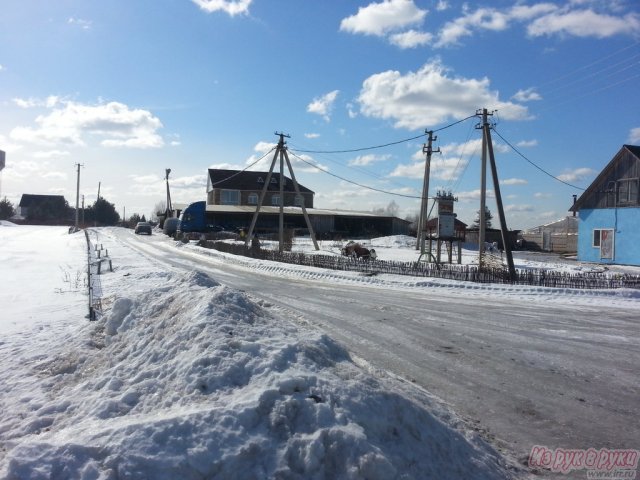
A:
570 145 640 266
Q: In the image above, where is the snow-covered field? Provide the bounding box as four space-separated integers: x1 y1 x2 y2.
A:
1 223 638 479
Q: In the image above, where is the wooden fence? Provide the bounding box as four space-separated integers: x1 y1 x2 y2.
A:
203 240 640 290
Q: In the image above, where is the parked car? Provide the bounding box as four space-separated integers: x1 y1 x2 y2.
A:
341 241 376 260
135 222 152 235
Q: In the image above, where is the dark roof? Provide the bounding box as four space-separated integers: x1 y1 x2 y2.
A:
18 194 66 207
571 144 640 211
208 169 314 194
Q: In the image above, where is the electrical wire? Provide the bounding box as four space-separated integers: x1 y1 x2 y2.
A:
287 150 423 199
492 129 586 191
209 147 277 187
290 115 477 154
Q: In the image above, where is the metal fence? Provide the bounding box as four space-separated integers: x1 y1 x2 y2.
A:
84 230 103 319
203 240 640 290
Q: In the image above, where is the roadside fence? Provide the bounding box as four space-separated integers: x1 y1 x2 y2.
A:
201 240 640 290
84 230 112 320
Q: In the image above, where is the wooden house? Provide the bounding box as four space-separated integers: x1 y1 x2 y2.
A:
570 145 640 265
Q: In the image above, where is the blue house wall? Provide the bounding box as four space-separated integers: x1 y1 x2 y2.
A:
578 207 640 265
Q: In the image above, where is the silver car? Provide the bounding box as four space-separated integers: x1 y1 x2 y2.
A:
134 222 152 235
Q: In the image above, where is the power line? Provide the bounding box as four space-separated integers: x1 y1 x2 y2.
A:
287 150 423 199
209 147 276 187
291 115 477 154
492 128 585 191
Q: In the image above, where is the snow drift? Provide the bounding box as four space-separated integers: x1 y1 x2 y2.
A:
0 260 512 479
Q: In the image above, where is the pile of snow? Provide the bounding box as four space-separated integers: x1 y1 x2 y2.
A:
0 226 514 479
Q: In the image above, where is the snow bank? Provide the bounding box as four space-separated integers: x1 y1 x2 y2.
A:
0 262 512 479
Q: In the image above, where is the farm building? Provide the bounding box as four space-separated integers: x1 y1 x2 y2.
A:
570 144 640 266
205 169 410 237
519 216 578 253
17 194 71 223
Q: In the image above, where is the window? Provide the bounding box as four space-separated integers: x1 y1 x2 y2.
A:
592 229 601 247
270 177 277 184
294 195 304 207
248 193 258 205
617 178 639 205
221 190 239 205
271 195 280 206
257 177 264 184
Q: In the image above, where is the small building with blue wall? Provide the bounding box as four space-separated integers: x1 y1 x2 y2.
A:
570 145 640 266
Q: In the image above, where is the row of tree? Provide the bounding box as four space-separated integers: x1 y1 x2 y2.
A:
0 196 124 225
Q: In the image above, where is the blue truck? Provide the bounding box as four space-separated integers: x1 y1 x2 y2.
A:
178 201 211 233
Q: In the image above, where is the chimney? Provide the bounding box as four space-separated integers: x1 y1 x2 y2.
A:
572 194 577 217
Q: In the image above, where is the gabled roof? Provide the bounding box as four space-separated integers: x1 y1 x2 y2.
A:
208 169 314 194
571 144 640 211
19 194 66 207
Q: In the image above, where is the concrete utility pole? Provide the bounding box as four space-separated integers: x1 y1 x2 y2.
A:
416 130 439 251
74 163 83 231
477 108 516 280
246 132 319 253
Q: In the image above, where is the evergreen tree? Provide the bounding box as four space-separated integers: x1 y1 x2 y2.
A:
0 197 15 220
473 206 494 229
86 197 120 226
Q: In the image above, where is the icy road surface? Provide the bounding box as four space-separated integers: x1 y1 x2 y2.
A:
112 228 639 474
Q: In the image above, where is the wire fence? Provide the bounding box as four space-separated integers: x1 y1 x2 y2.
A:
84 230 103 319
203 240 640 290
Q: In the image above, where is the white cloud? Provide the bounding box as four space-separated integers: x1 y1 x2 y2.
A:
628 127 640 144
455 189 495 201
191 0 251 16
388 30 433 48
501 178 528 185
307 90 340 122
516 139 538 148
304 133 320 139
348 154 392 166
436 7 511 47
68 17 92 30
13 96 61 109
512 88 542 102
505 204 534 212
10 99 164 149
528 9 640 38
340 0 427 37
357 60 529 130
436 1 449 12
33 150 70 159
534 192 552 198
557 167 596 182
433 3 638 47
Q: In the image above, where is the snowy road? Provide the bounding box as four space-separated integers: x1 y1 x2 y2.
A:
112 230 640 474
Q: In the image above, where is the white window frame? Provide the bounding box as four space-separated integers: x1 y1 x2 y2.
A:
294 195 304 207
617 178 638 206
248 193 258 205
592 229 601 248
599 229 614 260
271 194 281 206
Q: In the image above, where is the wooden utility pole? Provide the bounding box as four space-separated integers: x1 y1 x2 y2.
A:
478 108 516 280
246 132 319 252
74 163 83 231
416 130 439 251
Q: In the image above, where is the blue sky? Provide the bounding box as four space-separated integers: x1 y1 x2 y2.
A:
0 0 638 229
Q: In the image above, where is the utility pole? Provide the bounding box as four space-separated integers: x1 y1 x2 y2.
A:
477 108 516 280
97 181 101 201
74 163 83 231
81 195 85 226
246 132 319 253
416 130 439 251
165 168 173 217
